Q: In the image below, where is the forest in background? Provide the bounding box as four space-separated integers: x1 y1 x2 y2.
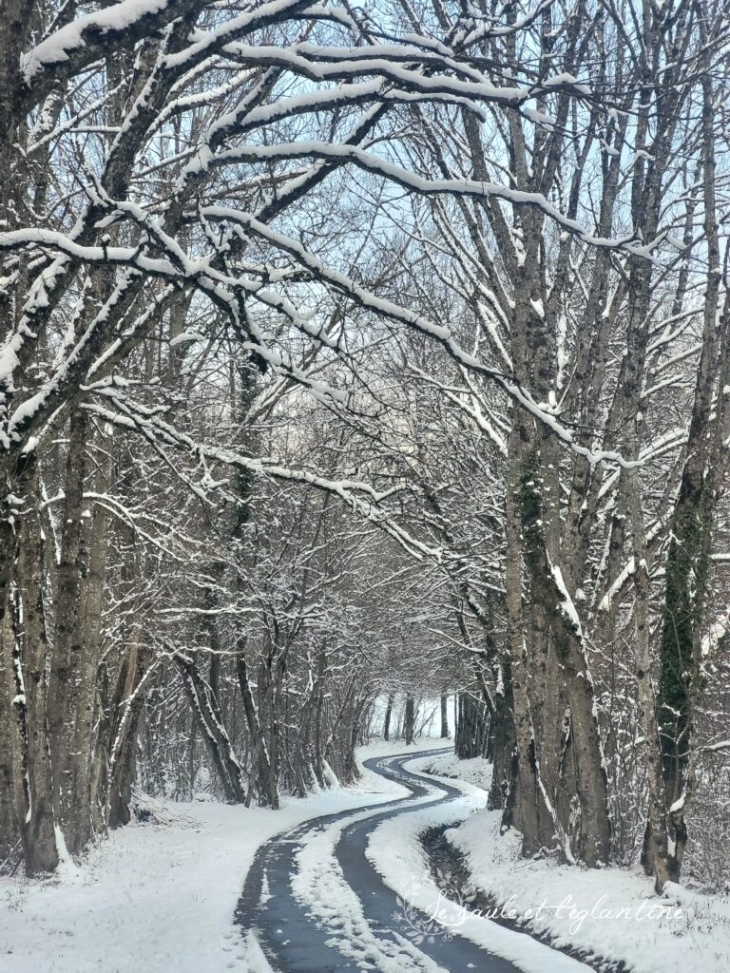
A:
0 0 728 897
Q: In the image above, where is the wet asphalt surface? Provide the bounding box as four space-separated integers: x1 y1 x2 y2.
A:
234 748 531 972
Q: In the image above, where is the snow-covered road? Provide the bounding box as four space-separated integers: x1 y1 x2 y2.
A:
3 743 724 973
237 749 589 973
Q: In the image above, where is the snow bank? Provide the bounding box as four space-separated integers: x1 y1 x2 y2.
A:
367 754 587 972
0 743 410 973
357 737 453 763
290 777 448 972
368 751 730 973
420 749 492 790
448 806 730 973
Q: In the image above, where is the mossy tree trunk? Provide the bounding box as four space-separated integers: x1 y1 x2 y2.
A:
653 45 727 888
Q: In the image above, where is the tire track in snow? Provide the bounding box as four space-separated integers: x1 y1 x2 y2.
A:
235 748 529 971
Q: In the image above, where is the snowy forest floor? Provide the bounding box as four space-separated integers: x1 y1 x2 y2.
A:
1 741 729 973
389 752 730 973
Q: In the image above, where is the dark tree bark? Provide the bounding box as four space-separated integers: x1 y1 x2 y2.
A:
456 693 489 760
383 693 394 741
13 464 58 873
175 654 246 805
404 694 415 745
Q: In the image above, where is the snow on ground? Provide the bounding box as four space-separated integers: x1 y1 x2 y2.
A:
367 754 587 973
371 751 730 973
448 805 730 973
420 750 492 790
357 737 452 763
290 758 449 973
6 739 724 973
0 741 414 973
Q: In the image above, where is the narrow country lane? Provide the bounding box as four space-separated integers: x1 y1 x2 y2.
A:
235 749 590 973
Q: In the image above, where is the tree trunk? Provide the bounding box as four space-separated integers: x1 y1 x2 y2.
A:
46 410 92 853
404 694 415 745
515 443 611 866
14 464 59 873
237 655 275 807
651 47 726 886
107 642 152 828
68 423 112 852
505 438 556 857
487 674 517 821
0 593 22 866
175 654 246 805
383 693 394 741
456 693 488 759
440 694 449 738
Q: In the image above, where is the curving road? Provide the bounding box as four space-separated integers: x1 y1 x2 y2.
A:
235 749 584 973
